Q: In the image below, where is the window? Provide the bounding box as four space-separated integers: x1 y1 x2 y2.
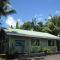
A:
48 40 54 46
15 40 24 46
31 39 40 46
15 40 21 46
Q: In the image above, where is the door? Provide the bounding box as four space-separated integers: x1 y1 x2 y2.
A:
56 40 60 51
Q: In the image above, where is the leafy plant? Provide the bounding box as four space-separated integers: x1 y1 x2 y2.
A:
30 46 41 53
42 48 52 54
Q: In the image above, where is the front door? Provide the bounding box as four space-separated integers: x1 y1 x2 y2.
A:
56 40 60 51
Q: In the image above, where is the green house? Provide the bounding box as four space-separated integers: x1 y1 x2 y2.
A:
1 28 60 54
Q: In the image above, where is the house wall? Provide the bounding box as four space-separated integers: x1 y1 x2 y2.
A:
6 35 16 54
30 38 57 53
40 39 57 52
7 35 31 54
7 35 57 54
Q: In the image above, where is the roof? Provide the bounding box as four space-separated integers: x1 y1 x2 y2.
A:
5 29 60 40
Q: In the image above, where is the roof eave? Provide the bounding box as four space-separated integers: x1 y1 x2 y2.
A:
6 32 60 40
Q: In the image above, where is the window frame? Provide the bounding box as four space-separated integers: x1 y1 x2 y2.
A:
48 40 54 46
31 38 40 46
15 40 24 46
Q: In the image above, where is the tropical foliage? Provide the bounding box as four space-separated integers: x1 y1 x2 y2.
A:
0 0 16 16
0 0 16 25
0 0 16 54
15 15 60 36
16 21 20 29
21 21 31 30
44 16 60 36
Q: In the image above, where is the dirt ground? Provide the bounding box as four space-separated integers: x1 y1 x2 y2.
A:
42 54 60 60
19 54 60 60
1 54 60 60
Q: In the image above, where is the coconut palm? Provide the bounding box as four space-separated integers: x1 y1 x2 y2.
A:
0 0 16 54
0 0 16 24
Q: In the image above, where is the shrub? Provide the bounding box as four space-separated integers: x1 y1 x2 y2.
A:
42 48 52 54
31 46 41 53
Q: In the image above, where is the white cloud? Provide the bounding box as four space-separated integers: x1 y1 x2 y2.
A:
6 16 16 27
48 16 52 19
6 16 24 28
55 10 60 14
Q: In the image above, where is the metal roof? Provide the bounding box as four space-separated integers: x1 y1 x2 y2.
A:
5 29 60 40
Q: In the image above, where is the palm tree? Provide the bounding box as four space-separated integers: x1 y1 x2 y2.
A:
0 0 16 25
21 21 31 30
44 16 60 36
31 18 37 31
0 0 16 54
37 21 43 32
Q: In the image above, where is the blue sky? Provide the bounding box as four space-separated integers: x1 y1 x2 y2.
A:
3 0 60 27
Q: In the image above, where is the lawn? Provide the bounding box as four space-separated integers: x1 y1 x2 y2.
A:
0 58 5 60
0 58 19 60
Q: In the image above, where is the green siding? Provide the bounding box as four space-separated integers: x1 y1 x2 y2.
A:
24 40 31 53
25 38 57 53
8 36 16 54
40 39 57 52
30 38 57 53
8 35 57 54
47 40 57 52
40 39 48 47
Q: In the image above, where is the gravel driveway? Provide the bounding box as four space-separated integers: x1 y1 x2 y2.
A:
43 54 60 60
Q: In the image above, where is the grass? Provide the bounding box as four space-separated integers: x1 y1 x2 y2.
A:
0 58 6 60
0 58 20 60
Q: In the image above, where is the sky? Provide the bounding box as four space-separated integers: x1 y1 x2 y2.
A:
2 0 60 28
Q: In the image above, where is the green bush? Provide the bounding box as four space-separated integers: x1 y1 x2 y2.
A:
42 47 52 54
28 46 52 54
31 46 41 53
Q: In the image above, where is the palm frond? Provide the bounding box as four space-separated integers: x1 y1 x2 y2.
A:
0 0 16 17
5 9 16 15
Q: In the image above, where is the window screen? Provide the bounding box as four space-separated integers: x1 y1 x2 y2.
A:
48 40 54 46
31 39 40 46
